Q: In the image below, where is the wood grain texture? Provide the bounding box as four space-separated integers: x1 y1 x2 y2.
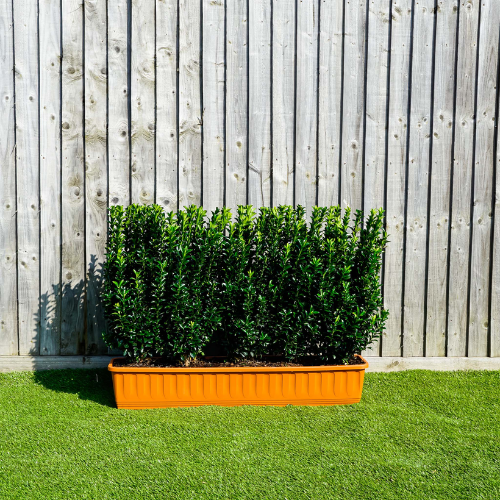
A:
202 0 225 213
179 0 202 208
295 0 319 217
61 0 85 355
0 0 18 355
425 0 458 357
107 0 130 356
364 0 389 213
39 0 61 355
447 0 478 356
108 0 130 208
340 0 366 211
403 0 434 357
493 102 500 357
131 0 155 205
226 0 248 212
382 0 412 356
84 0 107 355
317 0 342 208
14 0 40 355
362 0 390 356
468 0 499 357
156 0 178 211
2 0 500 359
248 0 271 208
272 0 295 207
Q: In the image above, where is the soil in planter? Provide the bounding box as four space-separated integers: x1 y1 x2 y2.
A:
112 356 366 369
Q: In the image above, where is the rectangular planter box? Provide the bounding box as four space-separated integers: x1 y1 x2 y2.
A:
108 355 368 409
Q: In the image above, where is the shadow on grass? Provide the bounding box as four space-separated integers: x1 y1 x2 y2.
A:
32 368 117 408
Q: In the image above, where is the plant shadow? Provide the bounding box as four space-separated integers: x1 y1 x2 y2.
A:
33 254 119 408
36 254 117 356
32 368 117 408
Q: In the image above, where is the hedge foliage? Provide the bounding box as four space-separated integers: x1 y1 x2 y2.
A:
102 204 388 364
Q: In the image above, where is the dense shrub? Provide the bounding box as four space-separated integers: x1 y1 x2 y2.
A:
102 204 388 364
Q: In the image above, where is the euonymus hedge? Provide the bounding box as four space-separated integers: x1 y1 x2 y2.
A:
102 204 388 364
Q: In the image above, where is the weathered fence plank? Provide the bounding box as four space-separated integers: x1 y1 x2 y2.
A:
272 0 295 207
0 0 18 355
248 0 272 208
403 0 434 357
39 0 62 355
61 0 85 355
493 109 500 358
362 0 391 356
364 0 389 214
131 0 155 205
179 0 202 208
317 0 342 208
202 0 225 213
340 0 366 210
226 0 248 212
295 0 319 217
156 0 178 211
108 0 130 208
14 0 40 355
448 0 479 356
468 0 499 357
85 0 108 355
382 0 412 357
425 0 458 357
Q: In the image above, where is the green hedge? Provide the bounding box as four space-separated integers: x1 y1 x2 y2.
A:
102 204 388 364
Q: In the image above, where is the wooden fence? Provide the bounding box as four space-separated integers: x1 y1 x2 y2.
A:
0 0 499 358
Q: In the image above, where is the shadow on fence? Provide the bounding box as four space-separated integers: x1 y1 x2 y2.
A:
36 255 114 355
32 255 118 407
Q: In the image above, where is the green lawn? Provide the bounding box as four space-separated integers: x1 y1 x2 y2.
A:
0 369 499 500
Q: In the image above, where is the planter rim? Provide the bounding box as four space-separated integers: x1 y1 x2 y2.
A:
108 354 368 373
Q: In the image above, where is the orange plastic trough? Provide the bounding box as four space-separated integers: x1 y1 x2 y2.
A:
108 355 368 409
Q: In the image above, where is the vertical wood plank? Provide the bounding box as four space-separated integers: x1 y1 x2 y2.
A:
295 0 319 217
317 0 342 208
39 0 61 355
61 0 85 355
14 0 40 355
382 0 412 356
425 0 457 357
179 0 202 208
448 0 479 356
0 0 18 355
362 0 390 356
493 94 500 357
226 0 248 212
272 0 295 207
107 0 129 356
108 0 130 208
248 0 271 208
85 0 108 354
340 0 366 210
131 0 155 205
156 0 178 211
364 0 389 213
468 0 499 356
202 0 225 213
403 0 434 357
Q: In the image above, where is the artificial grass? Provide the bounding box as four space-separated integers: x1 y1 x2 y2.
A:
0 370 499 500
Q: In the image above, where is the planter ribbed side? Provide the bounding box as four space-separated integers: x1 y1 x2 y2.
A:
108 355 368 409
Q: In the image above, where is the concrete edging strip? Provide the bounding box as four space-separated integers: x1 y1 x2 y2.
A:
0 356 500 372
